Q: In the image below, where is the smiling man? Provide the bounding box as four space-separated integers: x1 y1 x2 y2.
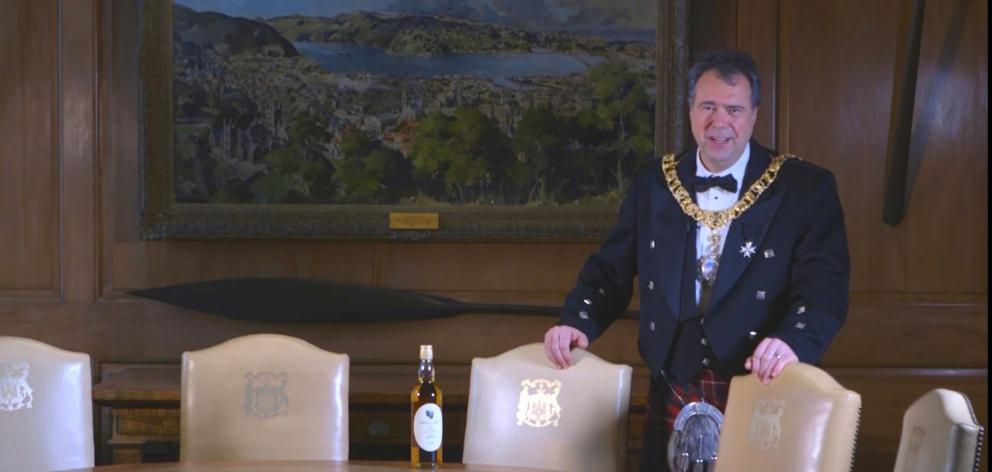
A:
543 50 850 471
690 67 756 173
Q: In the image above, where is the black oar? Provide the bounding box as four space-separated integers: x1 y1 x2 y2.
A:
127 277 639 323
882 0 926 226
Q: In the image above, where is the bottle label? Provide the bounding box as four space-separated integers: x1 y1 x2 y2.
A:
413 403 443 452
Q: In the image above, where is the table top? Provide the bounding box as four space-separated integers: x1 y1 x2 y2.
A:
65 460 547 472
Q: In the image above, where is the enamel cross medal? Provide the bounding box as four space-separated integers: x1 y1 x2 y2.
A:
740 241 756 258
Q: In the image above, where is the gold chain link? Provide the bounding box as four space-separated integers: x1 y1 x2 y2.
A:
662 153 797 230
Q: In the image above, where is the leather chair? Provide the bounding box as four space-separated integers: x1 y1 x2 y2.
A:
714 362 861 472
893 388 984 472
180 334 349 461
462 343 632 472
0 336 94 472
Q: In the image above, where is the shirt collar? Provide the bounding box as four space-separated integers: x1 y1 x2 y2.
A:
695 143 751 192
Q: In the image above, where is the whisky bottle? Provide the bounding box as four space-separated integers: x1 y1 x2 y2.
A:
410 344 443 467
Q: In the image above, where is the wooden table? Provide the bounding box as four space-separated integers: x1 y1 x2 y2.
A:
65 460 543 471
92 368 183 464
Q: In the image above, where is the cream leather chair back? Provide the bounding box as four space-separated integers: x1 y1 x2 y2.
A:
893 388 984 472
0 336 94 472
462 343 632 472
714 362 861 472
180 334 349 461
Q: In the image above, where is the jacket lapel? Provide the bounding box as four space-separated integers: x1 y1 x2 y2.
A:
707 145 785 314
656 152 696 318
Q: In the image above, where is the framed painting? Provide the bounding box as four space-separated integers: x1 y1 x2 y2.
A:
139 0 687 240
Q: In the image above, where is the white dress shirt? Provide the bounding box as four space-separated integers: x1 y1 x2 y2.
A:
694 143 751 304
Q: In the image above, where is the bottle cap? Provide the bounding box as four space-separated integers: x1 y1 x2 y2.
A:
419 344 434 360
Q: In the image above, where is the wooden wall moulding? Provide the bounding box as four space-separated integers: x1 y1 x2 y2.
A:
0 0 60 298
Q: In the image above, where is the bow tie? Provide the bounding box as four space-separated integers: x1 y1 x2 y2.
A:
691 174 738 193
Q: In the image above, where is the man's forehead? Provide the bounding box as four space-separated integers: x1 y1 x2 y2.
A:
700 70 751 88
694 72 753 104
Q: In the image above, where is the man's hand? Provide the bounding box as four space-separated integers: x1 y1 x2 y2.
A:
543 325 590 369
744 337 798 384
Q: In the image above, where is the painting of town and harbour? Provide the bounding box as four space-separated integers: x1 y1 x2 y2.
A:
169 0 657 209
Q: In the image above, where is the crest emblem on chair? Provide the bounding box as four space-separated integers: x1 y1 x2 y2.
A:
244 371 289 418
904 425 927 470
0 361 33 412
516 378 561 428
747 398 784 450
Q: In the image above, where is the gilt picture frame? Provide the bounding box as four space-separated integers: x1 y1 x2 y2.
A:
138 0 687 240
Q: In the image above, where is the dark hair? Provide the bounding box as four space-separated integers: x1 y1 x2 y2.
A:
687 50 761 108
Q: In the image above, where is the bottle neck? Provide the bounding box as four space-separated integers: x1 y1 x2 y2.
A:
418 359 435 383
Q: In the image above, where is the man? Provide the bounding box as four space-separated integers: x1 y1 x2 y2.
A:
543 50 849 471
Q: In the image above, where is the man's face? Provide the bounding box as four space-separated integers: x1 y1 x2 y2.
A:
689 70 758 173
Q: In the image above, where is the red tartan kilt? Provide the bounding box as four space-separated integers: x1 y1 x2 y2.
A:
648 369 730 432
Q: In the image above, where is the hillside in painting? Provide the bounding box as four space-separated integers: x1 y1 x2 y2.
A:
266 10 651 58
170 2 655 206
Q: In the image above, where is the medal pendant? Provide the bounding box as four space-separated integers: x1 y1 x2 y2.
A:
697 256 719 286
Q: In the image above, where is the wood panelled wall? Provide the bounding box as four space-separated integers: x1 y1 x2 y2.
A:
0 0 986 470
